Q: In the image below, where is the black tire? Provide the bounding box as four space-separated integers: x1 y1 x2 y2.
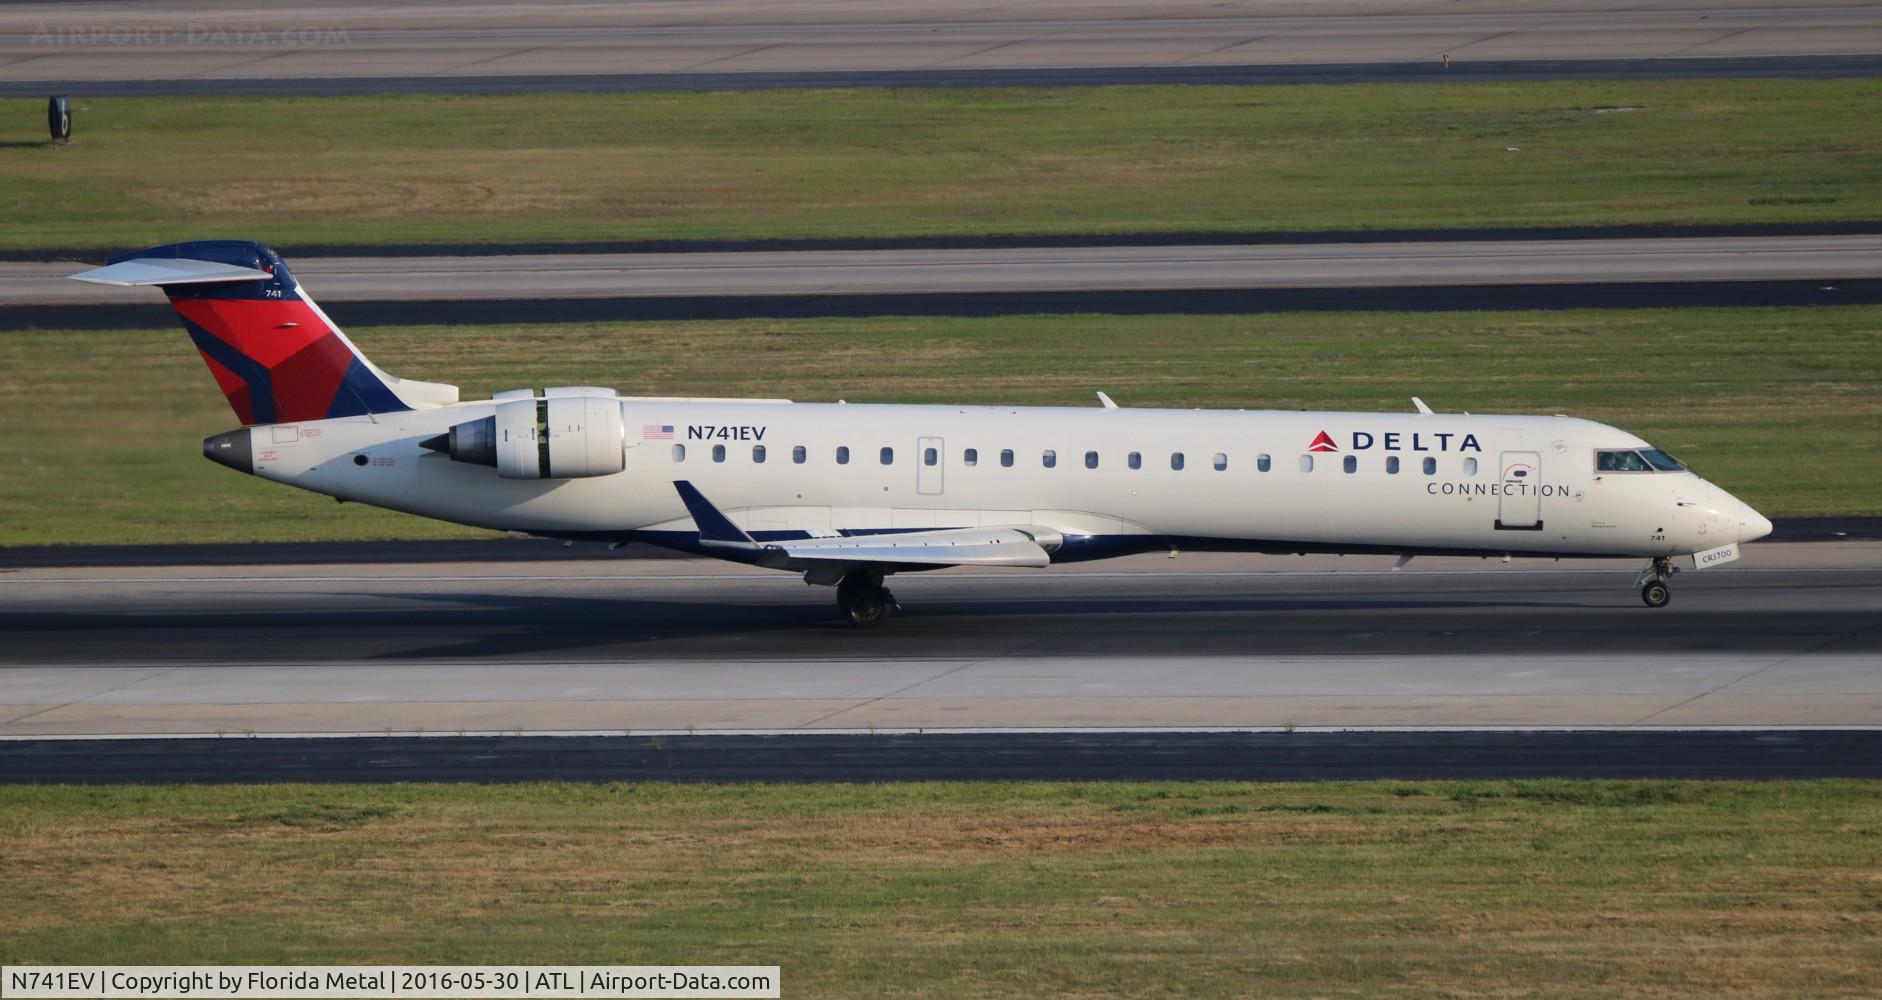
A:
843 586 889 628
1641 580 1671 609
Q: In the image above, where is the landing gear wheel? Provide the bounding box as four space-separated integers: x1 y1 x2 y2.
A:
1641 580 1672 609
837 574 893 628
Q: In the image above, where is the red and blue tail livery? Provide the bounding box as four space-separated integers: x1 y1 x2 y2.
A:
72 240 455 425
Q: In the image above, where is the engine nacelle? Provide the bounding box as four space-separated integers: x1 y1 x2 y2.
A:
421 387 625 480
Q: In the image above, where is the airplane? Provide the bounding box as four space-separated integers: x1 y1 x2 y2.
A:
72 240 1773 627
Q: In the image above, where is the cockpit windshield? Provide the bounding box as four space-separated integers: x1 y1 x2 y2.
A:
1639 448 1685 472
1596 448 1686 473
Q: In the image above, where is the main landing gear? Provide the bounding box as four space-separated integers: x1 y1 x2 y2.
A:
836 570 899 628
1635 556 1677 609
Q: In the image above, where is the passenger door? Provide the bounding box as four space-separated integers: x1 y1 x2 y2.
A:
1496 450 1542 530
917 436 944 496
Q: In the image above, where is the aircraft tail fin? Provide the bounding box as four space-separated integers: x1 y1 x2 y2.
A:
71 240 457 425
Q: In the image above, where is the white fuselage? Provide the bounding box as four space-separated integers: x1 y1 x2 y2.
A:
238 397 1770 564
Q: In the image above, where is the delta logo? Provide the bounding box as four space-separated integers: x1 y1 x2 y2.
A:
1309 429 1483 453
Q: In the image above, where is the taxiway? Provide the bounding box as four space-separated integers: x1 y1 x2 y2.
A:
4 1 1881 95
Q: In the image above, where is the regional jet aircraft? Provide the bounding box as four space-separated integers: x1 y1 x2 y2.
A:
73 241 1772 626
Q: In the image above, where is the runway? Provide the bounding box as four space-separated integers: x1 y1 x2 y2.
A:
6 731 1880 784
17 236 1882 306
4 1 1882 95
11 235 1882 327
3 543 1878 739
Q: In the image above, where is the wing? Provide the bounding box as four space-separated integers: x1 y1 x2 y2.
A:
760 527 1051 569
672 480 1052 570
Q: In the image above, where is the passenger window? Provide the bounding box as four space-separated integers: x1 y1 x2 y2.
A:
1085 450 1099 469
1170 452 1185 471
1596 449 1654 473
1300 454 1313 473
924 447 938 466
712 444 726 463
1422 456 1437 476
1213 453 1228 471
1463 457 1478 476
1343 455 1357 474
792 445 806 464
1000 449 1014 468
964 448 978 467
836 446 850 465
1043 449 1057 469
672 443 686 462
1386 456 1399 475
1128 451 1142 470
1257 454 1271 472
880 446 894 465
753 444 766 463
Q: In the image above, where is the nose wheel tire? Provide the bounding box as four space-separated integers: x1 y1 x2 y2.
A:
1641 580 1672 609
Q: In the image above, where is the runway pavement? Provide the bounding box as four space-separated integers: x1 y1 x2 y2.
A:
3 543 1878 739
7 731 1880 784
4 1 1881 95
12 236 1882 328
15 236 1882 307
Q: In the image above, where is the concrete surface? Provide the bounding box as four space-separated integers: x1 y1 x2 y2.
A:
3 1 1880 92
14 236 1882 306
3 543 1877 737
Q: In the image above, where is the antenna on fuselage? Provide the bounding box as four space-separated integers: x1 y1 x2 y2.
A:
1411 397 1434 415
1096 391 1119 410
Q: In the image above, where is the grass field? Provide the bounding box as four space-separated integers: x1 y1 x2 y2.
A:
3 780 1878 996
2 80 1880 253
2 306 1878 547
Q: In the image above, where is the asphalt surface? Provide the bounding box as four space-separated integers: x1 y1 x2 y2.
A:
13 236 1882 327
7 731 1879 784
16 279 1882 329
12 56 1882 98
3 518 1878 569
5 1 1882 95
3 545 1879 737
21 237 1882 305
21 221 1882 263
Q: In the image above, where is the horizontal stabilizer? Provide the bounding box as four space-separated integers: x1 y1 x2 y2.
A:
70 258 274 287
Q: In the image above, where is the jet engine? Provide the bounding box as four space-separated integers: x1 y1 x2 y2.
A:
420 387 624 480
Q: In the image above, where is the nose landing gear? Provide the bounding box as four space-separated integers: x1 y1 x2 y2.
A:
836 569 899 628
1634 556 1677 608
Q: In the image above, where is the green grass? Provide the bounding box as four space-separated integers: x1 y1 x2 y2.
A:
2 80 1880 253
2 306 1878 547
3 780 1879 997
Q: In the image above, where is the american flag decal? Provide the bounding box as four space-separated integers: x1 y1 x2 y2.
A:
643 424 674 440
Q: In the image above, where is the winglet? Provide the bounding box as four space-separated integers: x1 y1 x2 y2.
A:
1096 391 1118 410
673 480 757 551
1412 396 1434 415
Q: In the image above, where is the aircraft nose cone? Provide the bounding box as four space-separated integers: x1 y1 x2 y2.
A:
1741 506 1774 543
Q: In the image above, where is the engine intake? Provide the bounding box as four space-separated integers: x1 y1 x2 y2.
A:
420 388 624 480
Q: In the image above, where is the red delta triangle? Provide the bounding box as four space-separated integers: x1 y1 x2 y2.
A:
1308 430 1339 452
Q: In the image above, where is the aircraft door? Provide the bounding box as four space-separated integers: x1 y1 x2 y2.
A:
917 436 944 495
1496 450 1542 530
